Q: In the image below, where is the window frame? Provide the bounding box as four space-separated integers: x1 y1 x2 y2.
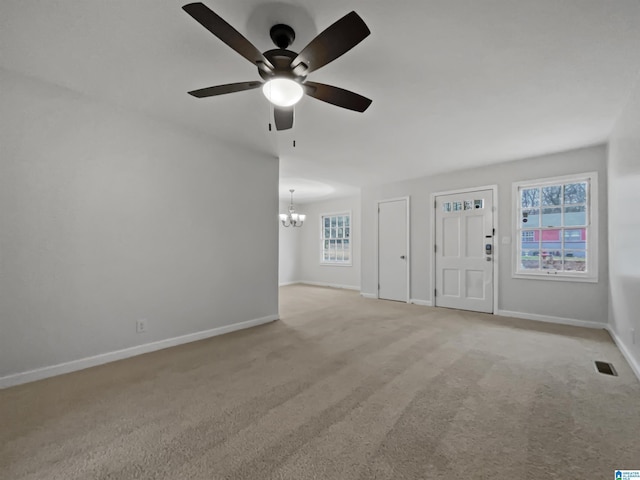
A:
320 211 353 267
512 172 598 283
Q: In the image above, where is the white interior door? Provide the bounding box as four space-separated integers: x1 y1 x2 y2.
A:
378 198 409 302
434 190 494 313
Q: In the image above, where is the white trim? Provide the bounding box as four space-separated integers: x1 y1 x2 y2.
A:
496 309 605 329
410 299 433 307
606 327 640 383
0 314 279 389
360 293 378 299
511 171 598 282
498 310 639 383
376 196 411 303
431 185 499 314
511 272 598 283
407 197 411 304
513 171 598 188
298 281 360 291
279 281 299 287
429 184 498 197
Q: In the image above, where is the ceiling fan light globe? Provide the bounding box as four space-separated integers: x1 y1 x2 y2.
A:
262 78 304 107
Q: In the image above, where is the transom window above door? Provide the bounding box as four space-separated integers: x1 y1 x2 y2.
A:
321 213 351 265
513 172 598 282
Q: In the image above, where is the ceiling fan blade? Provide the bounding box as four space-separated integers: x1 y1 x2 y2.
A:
188 81 262 98
303 82 372 112
292 11 370 74
183 3 274 71
274 107 294 130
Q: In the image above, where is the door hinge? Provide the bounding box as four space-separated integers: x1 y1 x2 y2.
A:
378 283 380 290
493 228 495 236
434 289 437 297
434 200 437 209
434 244 437 253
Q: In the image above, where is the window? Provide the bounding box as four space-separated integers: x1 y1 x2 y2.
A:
513 172 598 282
521 231 535 242
321 213 352 265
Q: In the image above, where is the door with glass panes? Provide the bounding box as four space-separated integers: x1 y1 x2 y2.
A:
434 190 494 313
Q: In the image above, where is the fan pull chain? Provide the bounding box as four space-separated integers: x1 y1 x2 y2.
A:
267 82 272 131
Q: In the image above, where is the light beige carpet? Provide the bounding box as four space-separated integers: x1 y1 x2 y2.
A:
1 284 639 479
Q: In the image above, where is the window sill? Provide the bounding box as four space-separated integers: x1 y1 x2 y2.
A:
512 272 597 283
320 262 353 267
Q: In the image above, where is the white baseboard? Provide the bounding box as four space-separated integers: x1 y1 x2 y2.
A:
298 281 360 291
410 299 433 307
496 309 606 330
279 281 299 287
606 327 640 383
360 292 378 299
0 314 279 389
495 309 640 383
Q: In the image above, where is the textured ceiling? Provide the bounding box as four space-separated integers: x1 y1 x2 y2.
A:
2 0 640 201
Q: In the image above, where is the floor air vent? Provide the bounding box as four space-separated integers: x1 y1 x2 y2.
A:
594 361 617 376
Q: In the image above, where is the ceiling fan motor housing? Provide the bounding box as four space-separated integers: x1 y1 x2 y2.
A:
258 49 306 82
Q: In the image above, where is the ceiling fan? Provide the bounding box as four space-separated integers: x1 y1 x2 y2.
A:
182 2 372 131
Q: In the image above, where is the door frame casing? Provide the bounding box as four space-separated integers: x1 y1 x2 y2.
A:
430 185 499 314
376 196 411 303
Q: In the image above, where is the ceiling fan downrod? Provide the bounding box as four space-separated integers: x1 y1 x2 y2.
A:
269 24 295 49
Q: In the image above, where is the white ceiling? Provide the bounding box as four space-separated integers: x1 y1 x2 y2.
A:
2 0 640 202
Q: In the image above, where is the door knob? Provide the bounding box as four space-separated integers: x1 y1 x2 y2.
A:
400 255 406 259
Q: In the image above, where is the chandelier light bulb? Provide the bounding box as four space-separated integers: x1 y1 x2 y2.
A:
262 78 304 107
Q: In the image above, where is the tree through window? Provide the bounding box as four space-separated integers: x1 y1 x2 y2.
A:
514 173 598 281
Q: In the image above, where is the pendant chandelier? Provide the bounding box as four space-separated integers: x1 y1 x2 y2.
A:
280 189 305 227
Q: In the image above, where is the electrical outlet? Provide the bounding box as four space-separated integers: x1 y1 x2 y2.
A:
136 319 147 334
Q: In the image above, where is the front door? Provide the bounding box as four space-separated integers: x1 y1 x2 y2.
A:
434 189 494 313
378 198 409 302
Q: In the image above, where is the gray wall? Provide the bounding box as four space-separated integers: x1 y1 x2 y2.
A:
297 196 361 289
608 76 640 372
0 69 279 378
278 200 300 285
277 196 361 289
361 145 608 323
